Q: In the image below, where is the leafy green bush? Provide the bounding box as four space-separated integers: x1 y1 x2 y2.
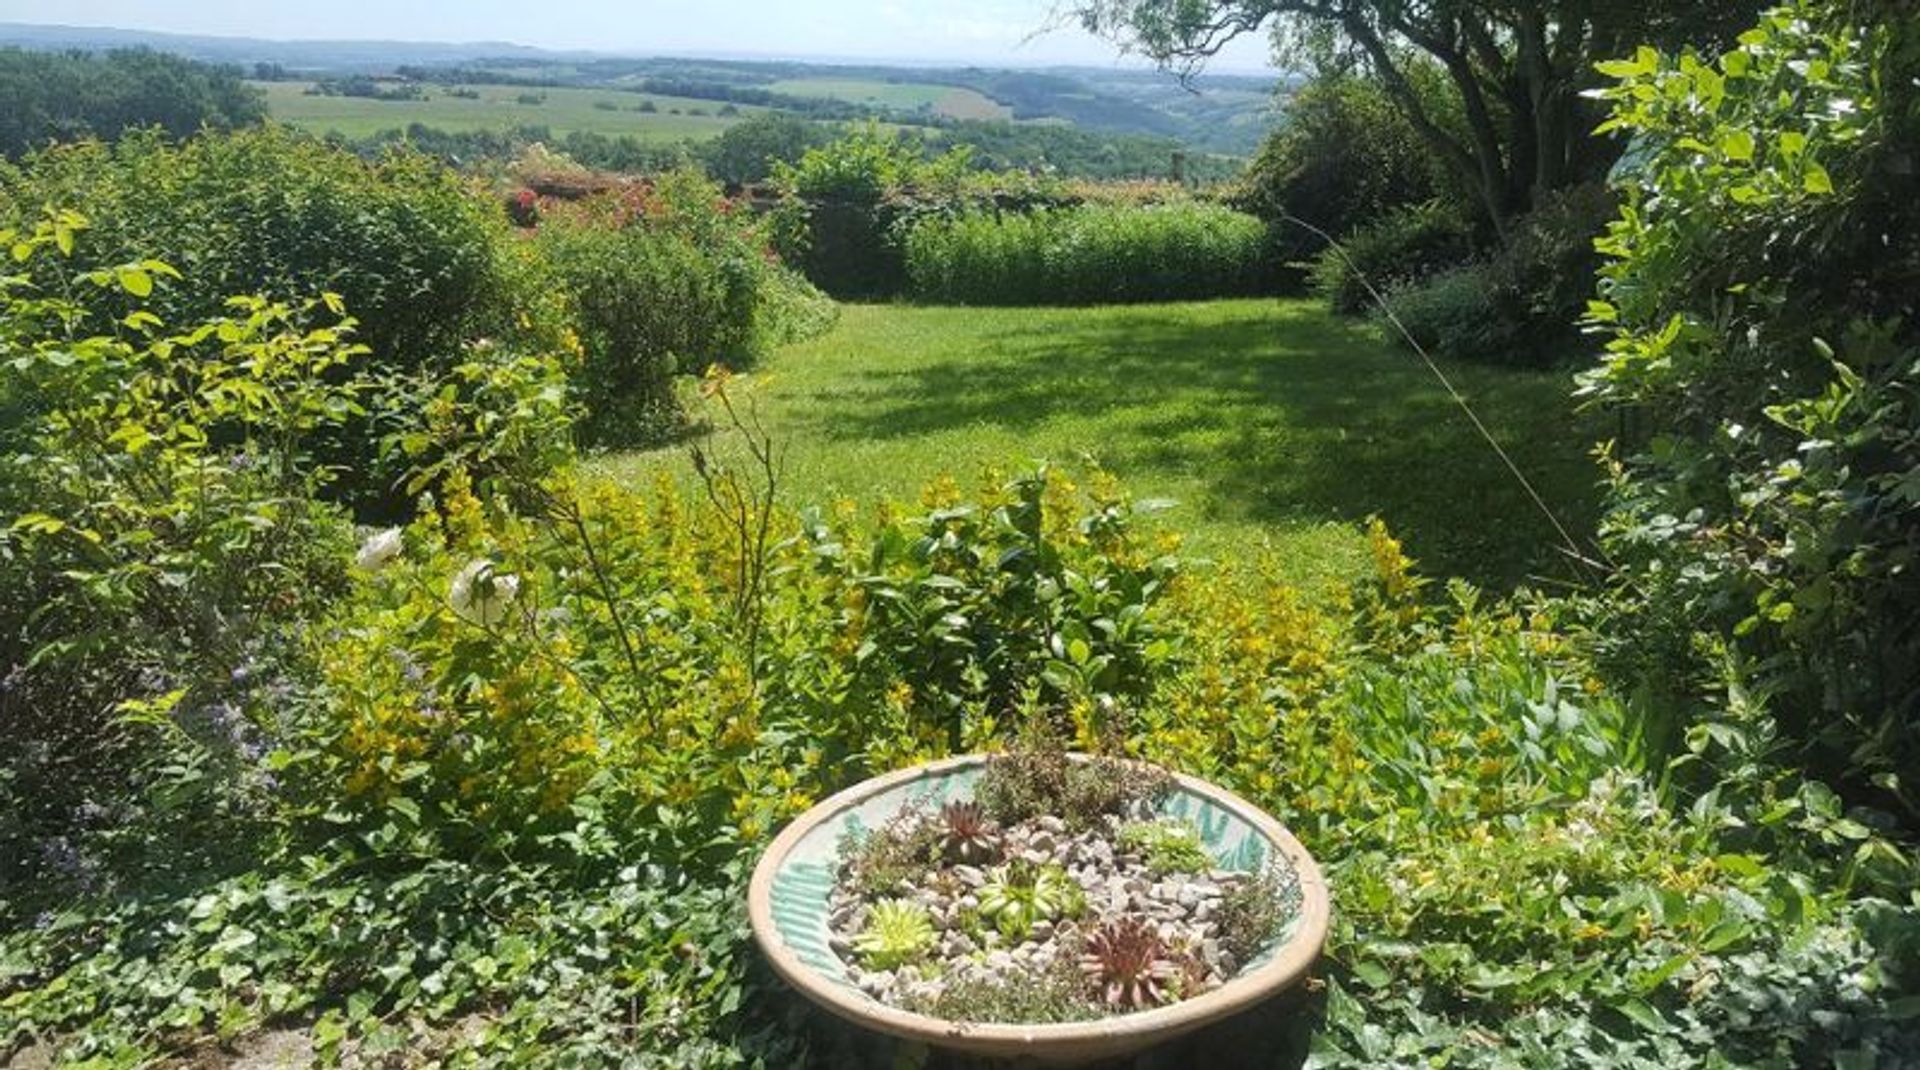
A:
1377 185 1617 367
0 129 515 512
1375 263 1502 359
835 469 1180 754
903 202 1272 305
0 128 506 374
1479 183 1616 363
535 220 742 444
1580 1 1920 817
532 168 834 446
769 128 934 299
0 212 362 917
1308 200 1477 315
1230 72 1454 285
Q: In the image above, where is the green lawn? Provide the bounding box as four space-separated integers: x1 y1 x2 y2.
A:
254 81 761 140
766 77 1011 120
592 299 1601 593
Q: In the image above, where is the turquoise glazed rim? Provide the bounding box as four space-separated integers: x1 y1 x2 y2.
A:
747 754 1330 1063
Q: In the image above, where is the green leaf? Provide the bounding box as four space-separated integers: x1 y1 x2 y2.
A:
10 512 66 536
1803 163 1834 194
1721 129 1755 162
117 267 153 298
1349 959 1391 989
1614 997 1669 1033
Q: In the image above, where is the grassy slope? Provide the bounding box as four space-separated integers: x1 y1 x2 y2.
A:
592 300 1600 593
255 80 762 140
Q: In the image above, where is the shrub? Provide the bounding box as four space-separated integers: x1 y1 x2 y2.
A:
535 221 741 444
1376 186 1617 368
770 129 940 299
532 167 834 446
1230 72 1455 284
0 128 514 512
1477 183 1617 365
834 468 1181 759
0 213 362 916
1374 263 1502 360
1580 1 1920 817
1308 200 1477 315
0 128 506 374
903 202 1272 305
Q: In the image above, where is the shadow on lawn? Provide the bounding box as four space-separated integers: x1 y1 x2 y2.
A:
810 304 1601 588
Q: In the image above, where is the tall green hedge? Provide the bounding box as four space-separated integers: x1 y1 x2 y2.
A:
903 202 1272 306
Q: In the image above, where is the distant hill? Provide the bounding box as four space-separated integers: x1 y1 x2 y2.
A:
0 22 572 72
0 22 1282 155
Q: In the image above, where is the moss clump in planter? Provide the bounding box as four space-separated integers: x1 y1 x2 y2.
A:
824 746 1301 1022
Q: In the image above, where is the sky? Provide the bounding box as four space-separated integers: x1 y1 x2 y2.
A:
0 1 1278 71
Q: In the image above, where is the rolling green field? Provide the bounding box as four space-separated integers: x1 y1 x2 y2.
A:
253 80 764 140
765 77 1011 120
594 300 1600 593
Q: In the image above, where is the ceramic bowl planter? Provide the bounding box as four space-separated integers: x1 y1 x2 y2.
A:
747 754 1329 1064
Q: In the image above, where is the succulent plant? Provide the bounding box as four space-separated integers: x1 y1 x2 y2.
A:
1079 917 1178 1010
851 899 937 970
977 860 1084 940
1117 818 1212 875
975 733 1173 829
938 799 1001 864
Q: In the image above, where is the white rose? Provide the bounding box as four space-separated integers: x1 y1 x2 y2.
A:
449 559 520 626
354 527 404 573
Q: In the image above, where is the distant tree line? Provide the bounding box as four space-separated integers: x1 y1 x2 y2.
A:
631 77 875 119
308 75 427 101
329 113 1229 186
923 121 1236 183
0 48 265 158
394 64 561 87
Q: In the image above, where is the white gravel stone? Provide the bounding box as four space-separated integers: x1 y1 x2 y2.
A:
825 794 1289 1017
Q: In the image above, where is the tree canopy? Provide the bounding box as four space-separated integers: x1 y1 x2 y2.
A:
1073 0 1760 233
0 48 265 159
